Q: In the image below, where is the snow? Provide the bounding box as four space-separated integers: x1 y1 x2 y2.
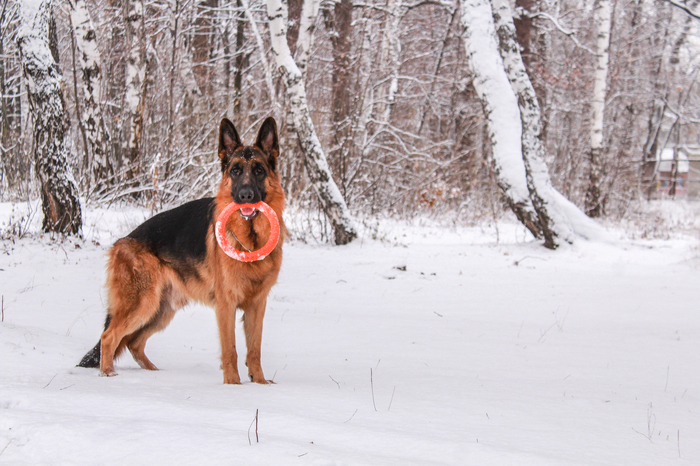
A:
1 201 699 464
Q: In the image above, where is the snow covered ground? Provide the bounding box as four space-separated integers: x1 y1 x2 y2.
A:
1 201 699 465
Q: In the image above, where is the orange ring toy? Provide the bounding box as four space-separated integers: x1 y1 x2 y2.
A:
215 201 280 262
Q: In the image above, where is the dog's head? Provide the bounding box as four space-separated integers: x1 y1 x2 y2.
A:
218 117 279 220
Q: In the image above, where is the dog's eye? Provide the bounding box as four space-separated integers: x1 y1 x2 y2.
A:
230 165 242 176
253 164 265 176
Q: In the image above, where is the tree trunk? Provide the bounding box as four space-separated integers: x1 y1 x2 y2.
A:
286 0 303 55
242 0 276 106
459 0 543 241
585 0 611 217
492 0 608 247
382 0 402 123
267 0 357 245
294 0 319 78
461 0 605 247
233 0 246 117
327 0 353 197
17 0 82 234
124 0 147 175
191 0 218 98
491 0 559 247
69 0 112 194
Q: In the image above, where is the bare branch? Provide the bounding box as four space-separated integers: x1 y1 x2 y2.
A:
517 7 596 55
664 0 700 20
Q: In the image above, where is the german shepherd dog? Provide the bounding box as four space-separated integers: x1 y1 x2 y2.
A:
78 117 285 384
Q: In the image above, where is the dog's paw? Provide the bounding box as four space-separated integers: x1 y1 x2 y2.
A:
250 374 276 384
223 374 242 385
99 370 117 377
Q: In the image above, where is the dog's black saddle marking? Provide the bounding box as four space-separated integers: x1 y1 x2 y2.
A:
127 198 215 271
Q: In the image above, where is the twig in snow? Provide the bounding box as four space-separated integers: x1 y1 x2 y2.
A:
43 374 57 389
344 409 358 423
370 368 377 412
632 402 656 442
388 386 396 411
329 375 340 388
0 439 12 458
248 409 259 445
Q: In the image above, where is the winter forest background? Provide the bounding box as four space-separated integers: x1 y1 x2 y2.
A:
1 0 700 242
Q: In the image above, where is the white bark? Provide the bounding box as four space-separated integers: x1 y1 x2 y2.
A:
266 0 357 244
382 0 403 123
591 0 611 152
492 0 607 246
124 0 146 163
295 0 320 78
241 0 276 106
17 0 82 234
69 0 111 188
585 0 611 216
458 0 542 239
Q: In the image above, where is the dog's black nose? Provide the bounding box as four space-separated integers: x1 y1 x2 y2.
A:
238 186 255 203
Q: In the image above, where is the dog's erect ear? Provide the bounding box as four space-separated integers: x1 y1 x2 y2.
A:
219 118 241 169
255 117 279 168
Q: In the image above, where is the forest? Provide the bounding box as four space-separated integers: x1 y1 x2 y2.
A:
1 0 699 244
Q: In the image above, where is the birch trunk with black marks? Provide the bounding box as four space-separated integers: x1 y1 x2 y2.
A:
491 0 559 247
69 0 112 193
459 0 543 241
267 0 357 245
461 0 605 247
585 0 611 217
492 0 606 247
17 0 82 234
382 0 403 123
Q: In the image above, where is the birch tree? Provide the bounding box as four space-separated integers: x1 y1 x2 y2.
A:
585 0 611 217
68 0 112 193
459 0 544 240
461 0 605 247
17 0 82 234
267 0 357 244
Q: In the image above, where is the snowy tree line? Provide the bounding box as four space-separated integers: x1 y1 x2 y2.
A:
1 0 699 242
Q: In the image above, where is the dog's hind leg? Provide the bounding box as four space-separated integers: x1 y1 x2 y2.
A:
100 241 164 377
126 295 177 370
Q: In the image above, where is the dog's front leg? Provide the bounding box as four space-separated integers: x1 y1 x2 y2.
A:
243 295 271 384
215 301 241 384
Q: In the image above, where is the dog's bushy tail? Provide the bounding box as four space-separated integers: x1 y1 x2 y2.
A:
77 314 111 368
